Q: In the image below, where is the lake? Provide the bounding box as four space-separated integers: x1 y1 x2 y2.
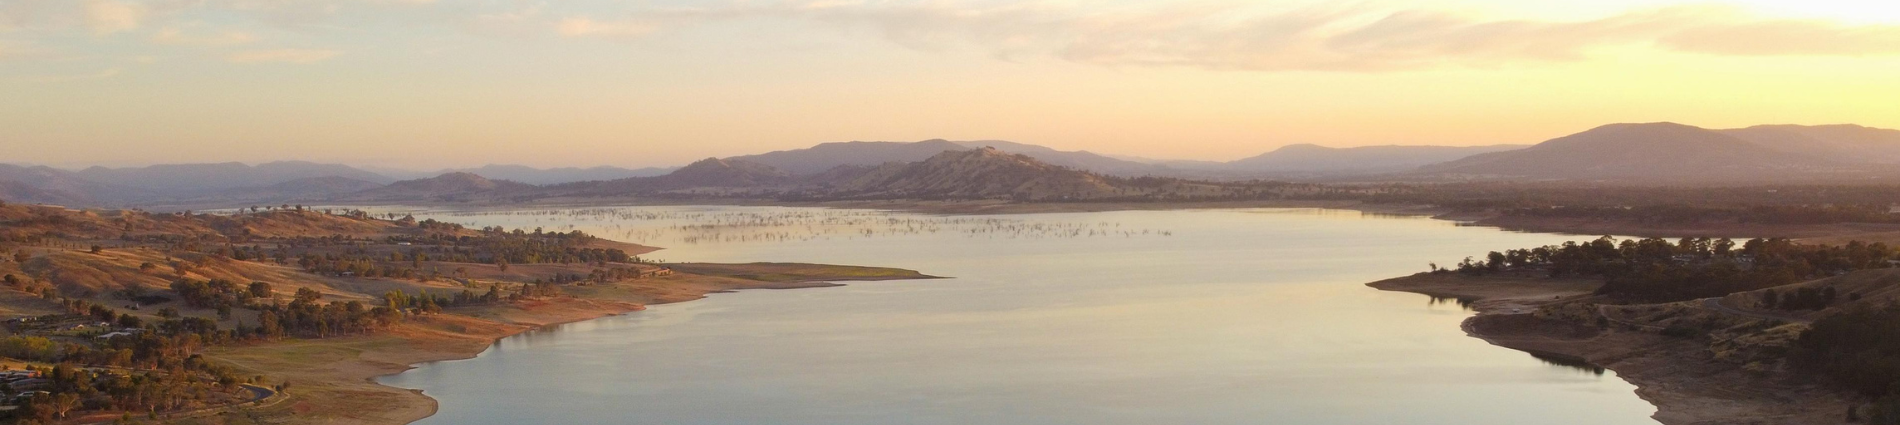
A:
373 206 1658 425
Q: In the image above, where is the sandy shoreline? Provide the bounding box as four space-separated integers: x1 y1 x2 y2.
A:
1368 273 1856 425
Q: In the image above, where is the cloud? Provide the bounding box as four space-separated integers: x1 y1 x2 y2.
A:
556 17 657 38
15 67 121 83
226 48 341 63
83 0 144 36
1659 18 1900 56
9 0 1900 72
564 1 1900 71
0 40 35 60
151 27 255 46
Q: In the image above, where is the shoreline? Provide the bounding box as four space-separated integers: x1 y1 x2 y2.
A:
201 265 939 425
152 197 1900 243
195 201 1882 424
1367 272 1856 425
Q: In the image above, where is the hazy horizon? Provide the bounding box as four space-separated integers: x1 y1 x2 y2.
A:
5 0 1900 169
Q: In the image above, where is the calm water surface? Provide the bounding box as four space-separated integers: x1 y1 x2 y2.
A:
373 206 1658 425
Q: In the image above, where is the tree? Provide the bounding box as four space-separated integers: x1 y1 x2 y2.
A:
89 245 102 254
50 392 78 418
157 307 179 319
249 281 273 299
294 287 322 303
13 251 29 263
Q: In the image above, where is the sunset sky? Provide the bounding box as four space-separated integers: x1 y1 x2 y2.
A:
4 0 1900 169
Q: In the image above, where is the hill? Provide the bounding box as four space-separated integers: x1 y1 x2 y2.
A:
565 158 794 196
0 164 123 205
1227 144 1526 175
822 147 1126 200
945 140 1174 177
342 172 538 202
74 161 395 192
728 141 969 175
198 176 387 204
1720 124 1900 165
406 164 674 185
729 139 1174 177
1417 123 1839 181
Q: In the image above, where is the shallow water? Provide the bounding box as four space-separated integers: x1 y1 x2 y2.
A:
374 206 1659 425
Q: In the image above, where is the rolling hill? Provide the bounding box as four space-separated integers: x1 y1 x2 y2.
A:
730 139 1174 177
1720 124 1900 165
822 147 1125 200
400 164 675 185
1416 123 1839 181
74 161 395 192
1227 144 1526 175
341 172 538 202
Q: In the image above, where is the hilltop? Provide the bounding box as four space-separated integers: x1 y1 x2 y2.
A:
1227 144 1526 176
821 147 1124 200
342 172 539 202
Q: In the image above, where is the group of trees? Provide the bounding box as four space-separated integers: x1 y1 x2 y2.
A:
1449 237 1895 303
252 288 403 339
1797 306 1900 424
4 362 248 422
1760 286 1847 311
169 279 272 319
389 227 634 265
1498 204 1900 226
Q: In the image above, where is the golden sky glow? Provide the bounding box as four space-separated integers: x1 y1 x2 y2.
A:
3 0 1899 169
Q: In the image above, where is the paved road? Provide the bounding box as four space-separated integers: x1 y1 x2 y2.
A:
1700 297 1812 324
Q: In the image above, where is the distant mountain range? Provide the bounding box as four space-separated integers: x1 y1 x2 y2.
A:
341 172 540 202
728 139 1173 177
75 161 396 191
6 122 1900 208
381 165 676 185
1719 125 1900 165
1415 123 1873 182
1224 144 1527 176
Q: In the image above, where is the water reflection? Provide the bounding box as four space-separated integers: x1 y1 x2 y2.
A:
1429 295 1479 311
1531 352 1609 376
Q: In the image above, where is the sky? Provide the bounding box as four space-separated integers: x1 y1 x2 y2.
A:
3 0 1900 170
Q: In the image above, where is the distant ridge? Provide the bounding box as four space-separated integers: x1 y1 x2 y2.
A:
1417 122 1838 181
1227 144 1527 175
75 161 395 191
728 141 969 175
563 158 795 196
342 172 537 202
1720 124 1900 165
417 164 674 185
823 147 1124 200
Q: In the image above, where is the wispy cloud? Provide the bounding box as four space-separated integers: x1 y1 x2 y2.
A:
556 17 659 38
546 1 1900 71
15 67 121 83
151 26 255 46
82 0 143 36
8 1 1900 72
226 48 340 64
